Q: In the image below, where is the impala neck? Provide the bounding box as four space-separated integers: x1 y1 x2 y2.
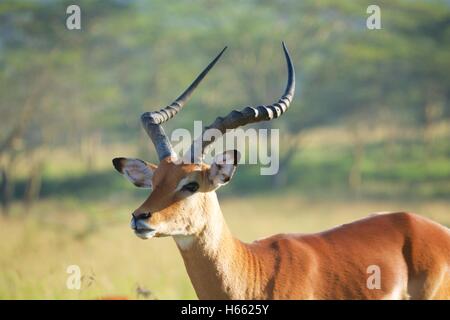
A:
173 192 258 300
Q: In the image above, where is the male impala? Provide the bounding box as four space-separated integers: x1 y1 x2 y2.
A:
113 43 450 299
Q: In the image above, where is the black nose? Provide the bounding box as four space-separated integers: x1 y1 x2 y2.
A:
130 213 154 232
132 212 151 220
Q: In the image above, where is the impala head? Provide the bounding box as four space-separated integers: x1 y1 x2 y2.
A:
113 42 295 240
112 151 239 239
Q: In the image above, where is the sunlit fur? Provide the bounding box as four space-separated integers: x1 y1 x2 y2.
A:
114 156 450 300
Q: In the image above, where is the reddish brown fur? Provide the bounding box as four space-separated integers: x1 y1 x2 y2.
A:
178 212 450 299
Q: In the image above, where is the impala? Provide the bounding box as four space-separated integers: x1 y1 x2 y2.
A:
112 43 450 300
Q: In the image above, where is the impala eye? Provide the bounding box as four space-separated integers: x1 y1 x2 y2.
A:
181 182 199 193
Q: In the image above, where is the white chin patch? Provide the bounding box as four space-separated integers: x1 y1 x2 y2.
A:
134 230 156 239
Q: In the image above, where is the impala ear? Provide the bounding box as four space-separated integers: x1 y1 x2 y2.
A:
207 150 240 189
112 157 156 188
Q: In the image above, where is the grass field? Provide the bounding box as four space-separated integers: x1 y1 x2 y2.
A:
1 193 448 299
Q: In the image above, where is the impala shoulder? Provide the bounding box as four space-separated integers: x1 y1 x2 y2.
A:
367 211 419 225
252 232 304 243
368 211 413 218
367 211 446 236
251 233 316 253
391 211 435 225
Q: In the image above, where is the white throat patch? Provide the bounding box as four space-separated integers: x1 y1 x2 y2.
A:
174 235 195 250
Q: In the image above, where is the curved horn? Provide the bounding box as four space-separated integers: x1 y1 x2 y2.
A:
187 41 295 162
141 47 227 161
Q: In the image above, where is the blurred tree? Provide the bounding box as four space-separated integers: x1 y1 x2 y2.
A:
0 0 448 207
0 0 132 212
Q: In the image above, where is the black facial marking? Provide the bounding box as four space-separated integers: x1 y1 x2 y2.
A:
182 182 200 193
112 157 126 173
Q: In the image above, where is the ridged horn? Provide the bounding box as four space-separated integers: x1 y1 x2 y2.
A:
141 47 227 160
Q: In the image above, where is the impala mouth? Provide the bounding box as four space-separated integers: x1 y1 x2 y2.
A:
131 216 156 239
134 228 157 239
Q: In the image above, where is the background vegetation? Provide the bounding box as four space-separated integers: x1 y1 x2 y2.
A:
0 0 449 299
